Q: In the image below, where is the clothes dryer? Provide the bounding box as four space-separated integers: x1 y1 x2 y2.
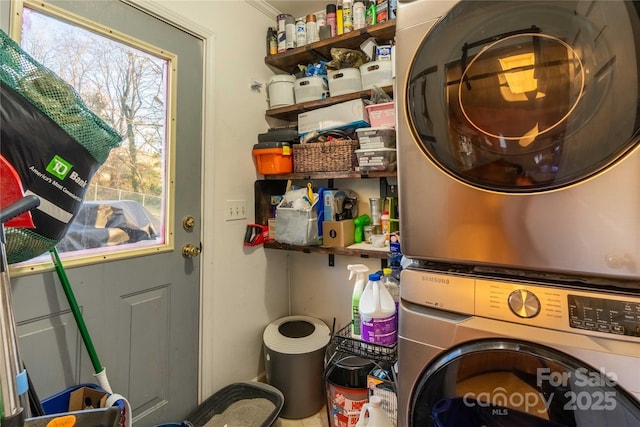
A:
396 0 640 284
398 267 640 426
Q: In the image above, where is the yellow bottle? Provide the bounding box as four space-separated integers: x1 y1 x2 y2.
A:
337 0 344 35
381 211 390 243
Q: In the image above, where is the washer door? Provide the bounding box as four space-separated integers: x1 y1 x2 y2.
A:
407 0 640 192
410 339 640 426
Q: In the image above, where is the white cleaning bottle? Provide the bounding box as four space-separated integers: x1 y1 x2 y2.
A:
347 264 370 339
354 395 394 427
381 267 400 329
359 273 397 346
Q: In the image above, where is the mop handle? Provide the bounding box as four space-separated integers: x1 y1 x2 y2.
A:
49 248 103 374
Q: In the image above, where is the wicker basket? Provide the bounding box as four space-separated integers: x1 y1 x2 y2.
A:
293 139 359 173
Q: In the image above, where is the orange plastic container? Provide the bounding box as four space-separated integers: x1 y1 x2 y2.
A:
252 142 293 175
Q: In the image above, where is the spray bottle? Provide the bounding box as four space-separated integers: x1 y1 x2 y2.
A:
348 264 370 339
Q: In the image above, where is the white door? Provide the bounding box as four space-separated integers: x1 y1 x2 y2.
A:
1 1 203 425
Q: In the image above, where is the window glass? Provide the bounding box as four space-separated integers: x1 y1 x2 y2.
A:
11 2 172 271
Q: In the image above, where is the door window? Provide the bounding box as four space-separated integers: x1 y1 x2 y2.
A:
407 0 640 192
410 339 640 426
10 0 174 272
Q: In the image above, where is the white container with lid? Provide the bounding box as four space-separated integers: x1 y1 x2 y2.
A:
267 74 296 108
359 60 393 90
328 68 362 97
294 76 329 103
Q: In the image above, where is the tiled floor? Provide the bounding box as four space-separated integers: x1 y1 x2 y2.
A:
274 407 329 427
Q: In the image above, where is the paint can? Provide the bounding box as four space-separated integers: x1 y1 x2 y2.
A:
325 352 374 427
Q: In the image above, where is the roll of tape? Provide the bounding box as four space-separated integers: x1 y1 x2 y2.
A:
263 315 330 355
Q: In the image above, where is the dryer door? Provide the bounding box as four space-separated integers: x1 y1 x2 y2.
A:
406 0 640 192
409 339 640 426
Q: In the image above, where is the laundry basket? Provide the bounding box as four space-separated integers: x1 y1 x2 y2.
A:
184 382 284 427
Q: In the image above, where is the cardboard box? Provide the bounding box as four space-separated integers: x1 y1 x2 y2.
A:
69 386 109 411
298 99 369 135
323 220 355 247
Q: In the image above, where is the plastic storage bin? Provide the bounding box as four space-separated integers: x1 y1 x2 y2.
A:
252 142 293 175
356 127 397 150
360 60 393 90
294 76 329 103
267 74 296 108
328 68 362 96
33 384 123 427
355 147 397 172
365 102 395 128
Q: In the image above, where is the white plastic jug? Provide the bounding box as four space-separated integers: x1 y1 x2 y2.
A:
359 273 397 346
354 395 394 427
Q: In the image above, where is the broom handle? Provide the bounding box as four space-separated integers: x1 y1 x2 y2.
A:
49 248 103 374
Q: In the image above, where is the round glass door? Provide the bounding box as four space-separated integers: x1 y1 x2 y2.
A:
410 339 640 426
406 0 640 192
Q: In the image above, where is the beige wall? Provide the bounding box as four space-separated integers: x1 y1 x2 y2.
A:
153 0 386 401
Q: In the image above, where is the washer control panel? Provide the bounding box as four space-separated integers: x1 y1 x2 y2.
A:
568 294 640 338
400 269 640 342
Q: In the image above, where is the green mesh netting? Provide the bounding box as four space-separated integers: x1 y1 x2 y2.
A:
1 29 122 264
0 30 121 163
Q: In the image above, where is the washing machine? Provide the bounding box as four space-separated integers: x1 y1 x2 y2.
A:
398 267 640 426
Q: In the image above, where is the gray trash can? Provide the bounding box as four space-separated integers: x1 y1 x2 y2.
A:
263 315 330 419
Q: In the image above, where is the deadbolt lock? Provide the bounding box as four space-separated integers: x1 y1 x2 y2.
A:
182 216 196 231
182 243 201 258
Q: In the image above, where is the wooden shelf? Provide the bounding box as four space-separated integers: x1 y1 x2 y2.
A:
264 20 396 73
264 240 390 260
265 85 393 121
261 170 396 180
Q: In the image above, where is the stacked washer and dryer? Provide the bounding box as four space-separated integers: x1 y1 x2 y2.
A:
395 1 640 426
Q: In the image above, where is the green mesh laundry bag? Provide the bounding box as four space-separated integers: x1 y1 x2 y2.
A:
0 30 122 263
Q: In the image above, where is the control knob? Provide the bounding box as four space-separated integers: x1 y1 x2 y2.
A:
508 289 541 318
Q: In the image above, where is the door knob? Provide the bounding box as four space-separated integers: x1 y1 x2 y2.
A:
182 243 201 258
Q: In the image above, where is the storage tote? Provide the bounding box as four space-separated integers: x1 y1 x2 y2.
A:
328 68 362 96
360 60 393 90
275 196 319 246
293 139 359 173
294 76 329 103
365 102 396 128
252 142 293 175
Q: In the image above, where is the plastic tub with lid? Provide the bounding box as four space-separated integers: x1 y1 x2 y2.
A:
252 141 293 175
267 74 296 108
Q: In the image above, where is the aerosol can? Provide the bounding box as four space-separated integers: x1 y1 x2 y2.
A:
347 264 369 339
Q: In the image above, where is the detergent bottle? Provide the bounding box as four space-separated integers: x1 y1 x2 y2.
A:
347 264 370 339
354 395 394 427
381 267 399 321
359 273 397 346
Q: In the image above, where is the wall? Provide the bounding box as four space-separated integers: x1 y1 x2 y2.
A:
160 0 391 399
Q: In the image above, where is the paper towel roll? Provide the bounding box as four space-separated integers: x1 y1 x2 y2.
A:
263 315 330 355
